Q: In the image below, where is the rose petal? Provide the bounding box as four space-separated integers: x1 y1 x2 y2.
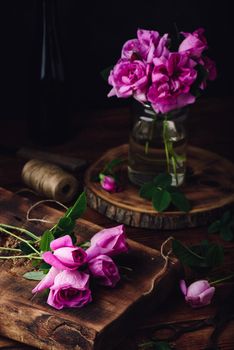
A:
180 280 187 296
50 235 74 251
32 267 60 293
42 251 77 270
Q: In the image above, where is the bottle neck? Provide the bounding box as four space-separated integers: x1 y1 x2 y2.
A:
40 0 64 82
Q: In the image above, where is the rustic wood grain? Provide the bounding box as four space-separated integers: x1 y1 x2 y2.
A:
0 97 234 350
0 187 180 350
85 144 234 229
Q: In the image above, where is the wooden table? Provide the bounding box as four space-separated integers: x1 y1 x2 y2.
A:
0 97 234 349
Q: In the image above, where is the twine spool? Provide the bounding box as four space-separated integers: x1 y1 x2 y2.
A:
22 159 78 203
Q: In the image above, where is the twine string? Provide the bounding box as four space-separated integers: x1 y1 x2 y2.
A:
26 199 68 224
143 236 174 296
15 188 39 196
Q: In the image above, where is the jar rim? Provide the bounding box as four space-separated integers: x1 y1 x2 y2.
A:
141 105 188 122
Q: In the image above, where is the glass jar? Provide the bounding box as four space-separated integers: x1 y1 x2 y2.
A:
128 105 188 187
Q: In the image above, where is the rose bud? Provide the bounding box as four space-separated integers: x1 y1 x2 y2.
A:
99 174 117 193
86 225 129 261
88 254 120 288
180 279 215 308
42 235 87 271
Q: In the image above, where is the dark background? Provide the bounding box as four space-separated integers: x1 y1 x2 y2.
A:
0 0 233 122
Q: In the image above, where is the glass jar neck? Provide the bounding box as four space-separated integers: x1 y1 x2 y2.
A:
142 104 188 123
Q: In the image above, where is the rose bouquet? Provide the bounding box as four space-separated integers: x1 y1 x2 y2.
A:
0 192 128 310
107 28 217 186
108 27 216 114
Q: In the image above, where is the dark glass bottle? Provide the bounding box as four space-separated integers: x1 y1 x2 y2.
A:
28 0 70 145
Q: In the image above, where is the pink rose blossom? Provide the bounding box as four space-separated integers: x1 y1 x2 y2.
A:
198 56 217 89
180 279 215 308
137 29 169 63
32 267 60 294
179 28 208 58
108 59 149 102
86 225 128 261
42 235 87 271
47 270 92 310
100 174 117 193
147 52 197 113
121 29 169 63
121 39 142 60
88 254 120 287
202 56 217 81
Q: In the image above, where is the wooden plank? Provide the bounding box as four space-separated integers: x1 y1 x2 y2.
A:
0 187 180 350
85 144 234 229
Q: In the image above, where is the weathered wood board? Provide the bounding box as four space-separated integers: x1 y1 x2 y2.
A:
0 187 180 350
85 144 234 230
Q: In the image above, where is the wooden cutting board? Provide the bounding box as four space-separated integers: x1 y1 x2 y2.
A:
0 187 180 350
85 144 234 229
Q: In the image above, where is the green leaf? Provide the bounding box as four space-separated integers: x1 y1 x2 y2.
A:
138 340 172 350
139 181 155 200
170 191 191 212
220 225 233 241
39 262 51 272
154 341 173 350
23 271 46 281
32 260 41 268
100 65 113 81
104 158 124 173
19 242 35 254
40 230 54 252
221 211 232 224
153 173 172 188
79 241 91 249
205 244 224 267
65 191 87 220
152 188 171 212
190 64 208 96
172 239 206 267
55 216 76 236
208 220 221 233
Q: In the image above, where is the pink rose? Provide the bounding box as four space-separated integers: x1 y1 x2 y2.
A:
32 266 60 294
147 52 197 113
179 28 208 58
47 270 92 310
86 225 128 261
202 56 217 81
88 254 120 287
197 56 217 89
121 39 142 60
180 279 215 308
42 235 87 271
99 174 117 193
108 59 149 102
137 29 169 63
121 29 169 63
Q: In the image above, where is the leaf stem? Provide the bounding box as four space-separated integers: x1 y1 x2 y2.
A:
0 227 40 255
171 156 178 186
210 274 234 285
163 119 170 173
178 240 206 260
138 341 156 348
0 254 42 260
0 247 21 252
0 223 38 240
144 141 149 154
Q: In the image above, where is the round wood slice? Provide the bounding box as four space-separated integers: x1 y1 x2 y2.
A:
84 144 234 230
